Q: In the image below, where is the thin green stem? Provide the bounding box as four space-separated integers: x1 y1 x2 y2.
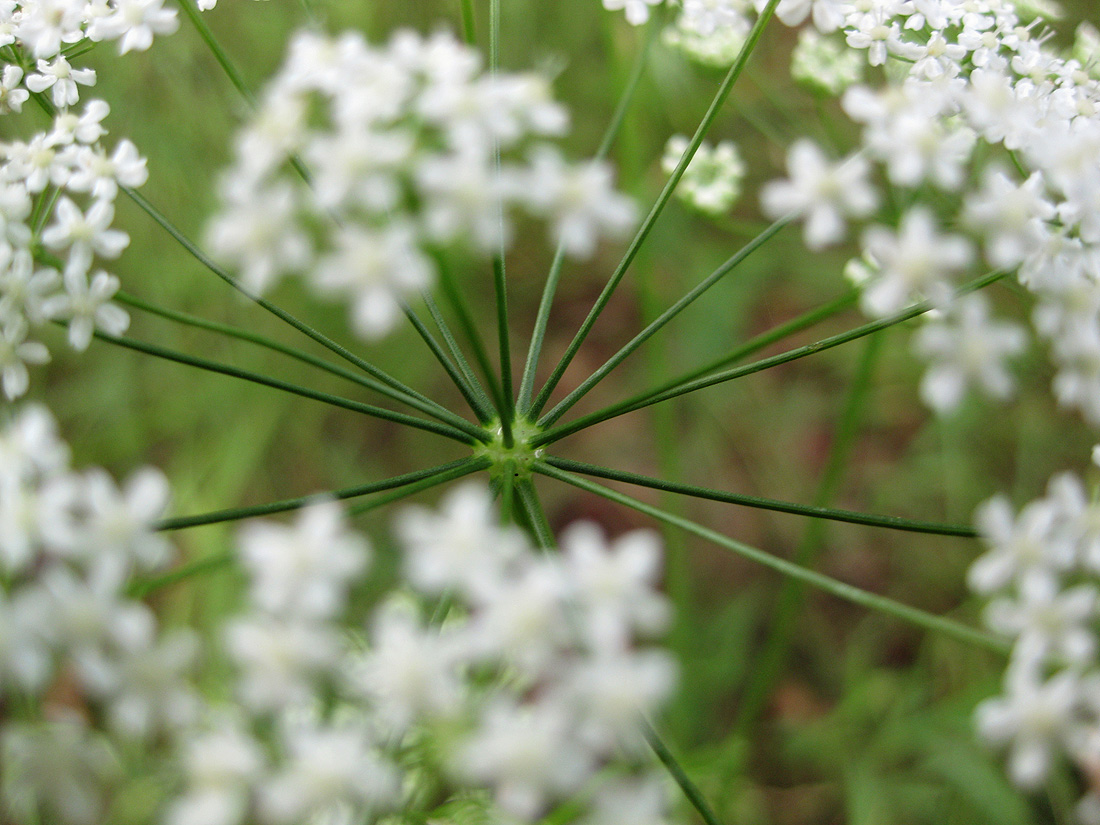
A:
134 458 489 597
121 186 451 421
517 17 658 413
459 0 476 45
734 333 883 736
156 458 481 530
422 293 495 422
538 218 789 428
91 327 481 445
527 0 783 419
500 467 516 524
534 462 1008 654
542 456 976 537
493 256 514 448
642 719 725 825
533 270 1009 447
437 257 508 423
116 290 484 438
517 478 554 549
400 302 491 426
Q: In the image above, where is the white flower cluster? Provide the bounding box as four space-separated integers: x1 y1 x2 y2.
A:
0 97 145 397
0 0 178 59
749 0 1100 417
663 0 753 66
969 450 1100 822
207 28 637 341
662 133 745 215
167 482 677 825
0 405 195 824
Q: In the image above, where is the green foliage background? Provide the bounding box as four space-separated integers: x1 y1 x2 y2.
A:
19 1 1100 822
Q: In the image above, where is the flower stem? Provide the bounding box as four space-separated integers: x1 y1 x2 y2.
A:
534 461 1008 654
422 293 496 422
533 270 1009 446
527 0 784 419
90 327 483 444
643 719 725 825
537 217 789 428
516 478 554 549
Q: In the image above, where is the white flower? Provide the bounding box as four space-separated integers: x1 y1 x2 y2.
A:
66 140 149 200
969 493 1073 594
40 197 130 271
41 265 129 352
761 140 879 249
858 207 973 317
0 65 28 114
88 0 178 53
913 293 1026 413
963 167 1055 268
25 56 96 108
0 314 49 400
601 0 664 26
662 134 745 215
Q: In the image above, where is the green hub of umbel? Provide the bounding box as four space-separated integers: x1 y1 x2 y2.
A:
474 417 545 481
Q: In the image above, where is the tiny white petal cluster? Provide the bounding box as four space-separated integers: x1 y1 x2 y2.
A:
208 28 636 341
662 133 746 215
602 0 666 26
663 0 753 66
969 451 1100 817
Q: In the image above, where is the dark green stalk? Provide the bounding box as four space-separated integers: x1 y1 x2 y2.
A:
459 0 476 45
533 270 1009 446
499 466 516 524
534 462 1008 654
120 186 448 419
516 479 554 549
543 456 975 537
436 257 508 424
734 333 883 736
116 290 485 438
91 328 481 445
493 255 514 448
401 302 492 426
345 456 490 516
538 218 789 428
643 720 725 825
156 458 480 530
517 17 658 413
527 0 784 419
422 294 495 422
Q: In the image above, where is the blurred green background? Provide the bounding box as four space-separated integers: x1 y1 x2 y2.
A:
20 0 1100 822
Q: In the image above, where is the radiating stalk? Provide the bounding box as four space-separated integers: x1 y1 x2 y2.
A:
534 462 1008 654
91 328 483 444
538 218 789 428
527 0 785 419
643 719 725 825
516 479 554 549
422 294 496 422
542 456 975 537
117 290 484 436
532 270 1009 447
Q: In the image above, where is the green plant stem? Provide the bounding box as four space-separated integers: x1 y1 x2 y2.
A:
459 0 476 45
116 290 484 437
517 16 658 413
527 0 784 419
533 270 1008 447
436 258 508 423
534 462 1008 654
734 333 883 737
135 458 489 597
422 294 495 422
91 327 481 445
157 458 480 530
538 218 789 428
643 719 725 825
401 302 493 426
543 456 974 537
499 467 516 524
120 186 451 418
516 478 554 549
175 0 312 184
493 255 514 448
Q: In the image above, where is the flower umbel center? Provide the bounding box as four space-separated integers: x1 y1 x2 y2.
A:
474 417 545 482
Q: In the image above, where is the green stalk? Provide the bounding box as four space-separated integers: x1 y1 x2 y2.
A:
643 719 725 825
345 456 490 516
733 333 882 736
459 0 476 45
401 302 493 426
516 478 554 549
538 218 789 428
121 186 450 420
422 294 495 422
527 0 784 419
116 290 484 437
542 456 975 537
517 17 658 413
156 458 481 530
91 328 482 445
534 462 1008 654
533 270 1009 446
